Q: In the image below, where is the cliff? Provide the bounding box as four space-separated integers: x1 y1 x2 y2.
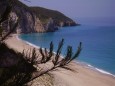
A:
0 0 79 33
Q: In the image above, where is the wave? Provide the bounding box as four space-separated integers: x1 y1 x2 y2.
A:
17 35 115 78
76 61 115 77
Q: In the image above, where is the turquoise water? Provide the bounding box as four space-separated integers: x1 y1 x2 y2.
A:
20 18 115 75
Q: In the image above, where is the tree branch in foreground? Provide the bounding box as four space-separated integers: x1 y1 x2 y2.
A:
28 39 82 81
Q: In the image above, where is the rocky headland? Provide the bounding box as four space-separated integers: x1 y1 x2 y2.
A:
0 0 79 33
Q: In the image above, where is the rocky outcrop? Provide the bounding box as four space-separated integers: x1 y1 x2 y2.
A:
0 0 79 33
43 18 58 32
10 1 46 33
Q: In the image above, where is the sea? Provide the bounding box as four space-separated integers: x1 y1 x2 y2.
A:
19 17 115 76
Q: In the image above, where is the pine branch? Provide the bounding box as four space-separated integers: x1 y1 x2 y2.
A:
53 39 64 65
39 48 46 63
66 42 82 64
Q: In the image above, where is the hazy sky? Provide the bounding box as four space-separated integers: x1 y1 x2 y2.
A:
20 0 115 18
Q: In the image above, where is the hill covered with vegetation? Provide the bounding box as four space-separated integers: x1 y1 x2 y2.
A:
29 6 77 26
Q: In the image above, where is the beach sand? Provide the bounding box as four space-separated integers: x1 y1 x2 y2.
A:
5 34 115 86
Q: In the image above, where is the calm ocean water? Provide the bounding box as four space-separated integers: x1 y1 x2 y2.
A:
20 18 115 75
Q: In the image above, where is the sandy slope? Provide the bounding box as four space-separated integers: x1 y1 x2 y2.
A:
5 34 115 86
52 62 115 86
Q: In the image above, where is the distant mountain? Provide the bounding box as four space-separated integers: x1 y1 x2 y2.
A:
0 0 79 33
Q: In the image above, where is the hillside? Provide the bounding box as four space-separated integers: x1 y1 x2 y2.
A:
29 7 77 26
14 0 78 26
0 0 78 33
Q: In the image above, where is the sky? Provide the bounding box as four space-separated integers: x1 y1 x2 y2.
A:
20 0 115 19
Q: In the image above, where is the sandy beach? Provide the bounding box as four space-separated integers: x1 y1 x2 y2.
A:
5 34 115 86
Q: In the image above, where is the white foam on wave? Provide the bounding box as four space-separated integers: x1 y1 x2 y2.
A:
76 61 115 77
95 68 115 77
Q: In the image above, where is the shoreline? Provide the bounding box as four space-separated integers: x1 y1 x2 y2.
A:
5 34 115 86
75 61 115 77
18 34 115 78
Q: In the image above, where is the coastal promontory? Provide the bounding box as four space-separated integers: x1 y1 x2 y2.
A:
0 0 78 33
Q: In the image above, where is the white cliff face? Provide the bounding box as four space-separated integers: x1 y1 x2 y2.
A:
34 16 46 33
11 6 56 33
26 12 34 31
9 12 20 33
10 12 18 23
9 9 46 33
